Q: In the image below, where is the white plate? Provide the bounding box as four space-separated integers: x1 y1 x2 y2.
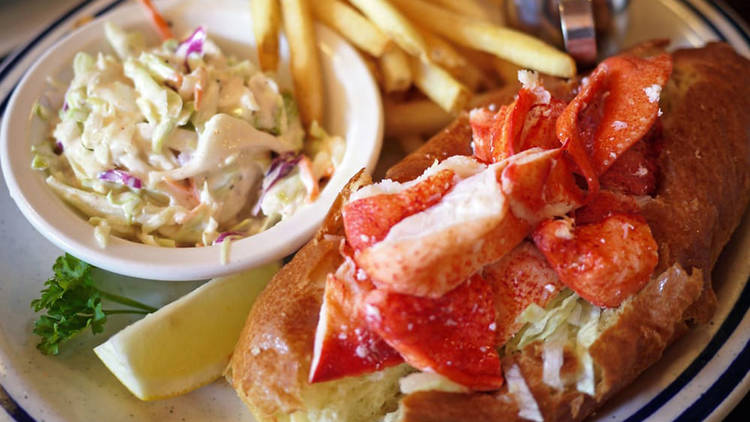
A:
0 0 749 421
0 0 80 57
0 0 382 281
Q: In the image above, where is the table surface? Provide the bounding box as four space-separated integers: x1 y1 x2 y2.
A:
0 0 748 421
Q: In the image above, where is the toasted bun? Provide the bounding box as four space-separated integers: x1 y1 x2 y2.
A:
229 42 750 422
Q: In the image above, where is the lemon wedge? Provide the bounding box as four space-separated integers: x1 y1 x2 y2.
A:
93 262 280 400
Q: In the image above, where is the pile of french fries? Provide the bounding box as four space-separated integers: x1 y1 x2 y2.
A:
251 0 576 152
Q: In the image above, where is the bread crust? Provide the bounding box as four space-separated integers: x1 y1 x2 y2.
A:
230 42 750 422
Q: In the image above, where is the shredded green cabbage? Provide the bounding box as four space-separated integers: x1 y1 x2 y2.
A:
32 101 52 120
104 22 144 60
31 154 49 170
260 170 307 219
30 23 321 250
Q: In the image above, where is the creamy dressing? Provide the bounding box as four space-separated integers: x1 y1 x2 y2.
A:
31 23 344 248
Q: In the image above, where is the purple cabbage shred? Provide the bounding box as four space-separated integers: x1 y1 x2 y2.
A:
98 169 143 189
251 152 301 216
177 27 206 70
264 152 302 192
215 231 243 244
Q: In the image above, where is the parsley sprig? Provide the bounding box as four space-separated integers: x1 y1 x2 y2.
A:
30 254 157 355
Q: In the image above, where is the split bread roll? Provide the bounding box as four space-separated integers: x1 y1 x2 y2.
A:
227 42 750 422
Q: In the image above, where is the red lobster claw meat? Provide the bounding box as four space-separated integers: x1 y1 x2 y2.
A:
351 161 529 298
343 169 457 251
484 242 563 347
470 105 508 164
499 148 584 224
556 53 672 194
532 214 658 308
470 87 565 164
599 134 660 196
519 99 567 152
310 248 402 383
574 190 641 226
365 274 504 391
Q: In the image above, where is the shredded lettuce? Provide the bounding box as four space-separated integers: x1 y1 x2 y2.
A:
399 372 468 394
576 305 600 395
506 364 543 422
507 289 602 396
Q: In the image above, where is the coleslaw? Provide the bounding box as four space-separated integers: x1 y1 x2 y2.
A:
31 23 344 248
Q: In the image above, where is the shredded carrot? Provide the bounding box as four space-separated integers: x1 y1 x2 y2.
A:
136 0 174 40
194 82 204 110
187 177 201 203
170 73 183 88
193 67 206 110
163 177 200 204
298 156 320 202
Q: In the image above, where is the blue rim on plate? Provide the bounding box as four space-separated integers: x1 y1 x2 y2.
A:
0 0 748 421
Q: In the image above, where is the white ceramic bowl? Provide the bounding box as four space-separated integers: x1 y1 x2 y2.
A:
0 0 382 281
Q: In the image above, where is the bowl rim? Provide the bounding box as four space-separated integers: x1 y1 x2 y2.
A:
0 5 383 281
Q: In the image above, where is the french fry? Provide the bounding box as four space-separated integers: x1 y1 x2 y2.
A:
311 0 392 57
280 0 323 126
379 46 412 92
348 0 429 60
419 29 466 73
385 90 513 137
251 0 281 72
456 46 499 76
426 0 490 22
484 0 509 20
458 61 497 92
410 56 470 114
361 53 383 85
418 29 494 91
492 57 523 85
384 97 452 137
390 0 576 77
